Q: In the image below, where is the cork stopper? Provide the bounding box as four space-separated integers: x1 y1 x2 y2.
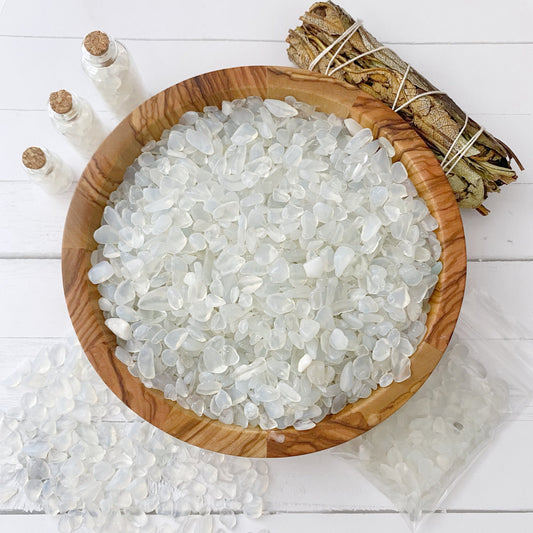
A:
49 89 72 114
84 31 110 56
22 147 46 170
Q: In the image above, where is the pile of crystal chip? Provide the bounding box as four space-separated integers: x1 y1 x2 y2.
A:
0 340 268 532
89 96 441 431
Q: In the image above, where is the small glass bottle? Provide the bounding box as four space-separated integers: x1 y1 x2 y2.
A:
21 147 73 194
48 89 107 158
81 30 147 120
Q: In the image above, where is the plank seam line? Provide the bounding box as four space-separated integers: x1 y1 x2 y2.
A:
0 35 532 45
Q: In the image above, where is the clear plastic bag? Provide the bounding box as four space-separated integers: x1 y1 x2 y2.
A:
333 289 533 530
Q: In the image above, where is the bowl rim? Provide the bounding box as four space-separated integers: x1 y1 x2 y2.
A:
62 65 466 458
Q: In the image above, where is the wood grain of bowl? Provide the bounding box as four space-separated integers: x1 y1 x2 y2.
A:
62 66 466 458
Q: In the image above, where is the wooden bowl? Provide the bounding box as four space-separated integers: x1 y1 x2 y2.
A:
62 66 466 458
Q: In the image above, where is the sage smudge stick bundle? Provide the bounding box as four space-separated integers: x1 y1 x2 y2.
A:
287 1 523 214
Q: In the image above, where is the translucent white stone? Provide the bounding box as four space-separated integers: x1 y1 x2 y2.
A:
114 280 135 305
231 124 258 145
137 346 156 379
359 296 379 314
299 318 320 342
388 286 410 308
255 244 278 265
255 384 280 402
293 419 316 431
301 211 317 240
303 256 324 278
105 318 132 340
214 390 233 411
138 287 169 311
297 353 313 373
197 381 222 395
264 99 298 117
0 488 17 504
231 107 254 124
94 225 119 244
361 214 382 242
372 339 391 362
269 258 290 283
344 118 363 136
329 328 348 350
88 261 114 283
391 160 408 182
344 128 373 153
340 363 354 392
378 137 395 157
353 356 372 380
399 265 424 286
333 246 355 277
278 382 301 403
232 358 267 382
244 401 259 420
164 328 188 350
215 253 246 275
203 347 228 374
185 128 214 155
239 275 263 294
369 186 388 206
266 294 295 314
283 144 303 167
222 345 240 366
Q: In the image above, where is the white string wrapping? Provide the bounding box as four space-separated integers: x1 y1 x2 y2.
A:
324 21 362 75
443 126 485 176
308 20 362 72
392 64 411 111
441 116 470 167
393 90 446 113
328 45 388 76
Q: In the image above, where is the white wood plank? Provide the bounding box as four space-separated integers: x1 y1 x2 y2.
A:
1 512 533 533
470 113 530 182
0 0 531 43
1 37 531 117
1 181 532 259
0 259 71 338
0 38 291 112
2 110 529 184
465 261 533 337
462 184 533 260
391 44 533 116
0 183 73 258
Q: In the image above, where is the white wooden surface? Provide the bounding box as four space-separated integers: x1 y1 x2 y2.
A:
0 1 532 531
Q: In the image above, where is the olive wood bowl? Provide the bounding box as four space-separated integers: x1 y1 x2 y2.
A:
62 66 466 458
